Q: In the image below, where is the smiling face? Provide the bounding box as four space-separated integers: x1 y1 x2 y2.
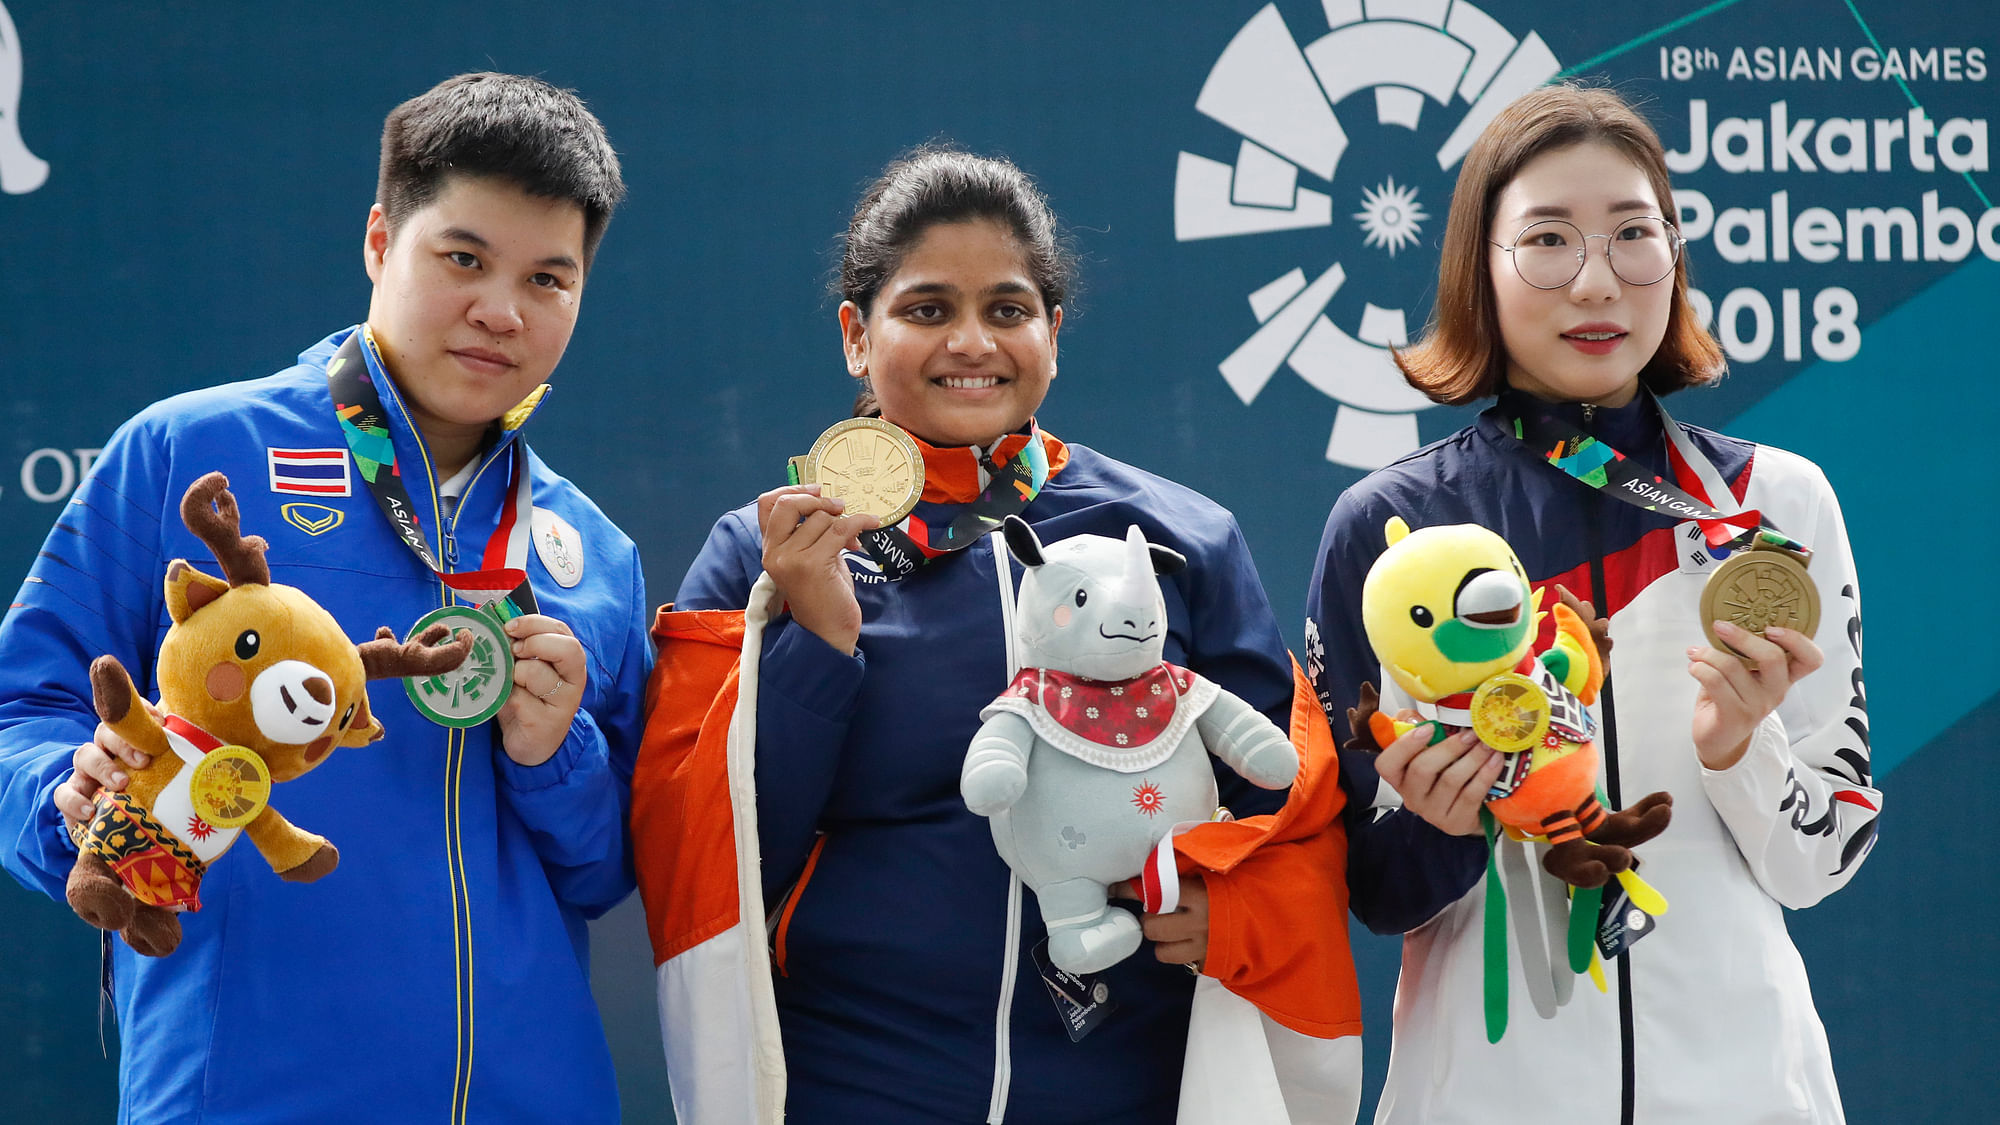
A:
363 174 587 473
1489 143 1675 409
841 219 1061 448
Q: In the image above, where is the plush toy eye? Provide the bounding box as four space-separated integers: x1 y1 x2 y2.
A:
1074 588 1089 607
1409 606 1434 628
338 703 356 730
234 630 261 660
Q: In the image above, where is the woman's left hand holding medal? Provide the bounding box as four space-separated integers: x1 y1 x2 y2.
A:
497 614 590 766
758 484 880 656
1687 621 1824 770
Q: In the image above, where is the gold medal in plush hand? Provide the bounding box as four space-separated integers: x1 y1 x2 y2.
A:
1700 544 1819 655
189 746 272 828
787 418 925 525
1470 672 1552 754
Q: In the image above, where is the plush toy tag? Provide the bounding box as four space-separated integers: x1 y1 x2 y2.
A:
1032 938 1119 1042
1595 880 1660 959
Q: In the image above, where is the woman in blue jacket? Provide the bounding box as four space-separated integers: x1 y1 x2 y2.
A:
658 149 1370 1123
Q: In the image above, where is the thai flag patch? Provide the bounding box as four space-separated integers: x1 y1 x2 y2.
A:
267 447 351 497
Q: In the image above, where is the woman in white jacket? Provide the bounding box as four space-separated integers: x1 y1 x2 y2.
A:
1307 83 1880 1123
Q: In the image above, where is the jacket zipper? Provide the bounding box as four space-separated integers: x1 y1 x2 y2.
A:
365 347 487 1125
1580 403 1636 1125
770 835 828 977
436 477 474 1125
426 444 486 1125
444 447 509 569
986 531 1021 1123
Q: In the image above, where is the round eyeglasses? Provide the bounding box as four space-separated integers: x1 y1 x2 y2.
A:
1491 216 1684 290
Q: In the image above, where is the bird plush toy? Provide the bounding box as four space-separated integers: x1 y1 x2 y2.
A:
1348 516 1672 890
1347 517 1674 1039
64 472 470 956
961 517 1299 975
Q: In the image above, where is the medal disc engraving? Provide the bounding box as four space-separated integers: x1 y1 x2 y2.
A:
403 605 514 727
1700 548 1819 655
792 418 924 525
1470 672 1552 754
189 746 271 828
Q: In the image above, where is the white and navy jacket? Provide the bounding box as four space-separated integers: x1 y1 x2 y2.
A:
1308 388 1879 1125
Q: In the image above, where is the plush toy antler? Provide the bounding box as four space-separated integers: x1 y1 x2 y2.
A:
181 472 271 588
360 624 474 681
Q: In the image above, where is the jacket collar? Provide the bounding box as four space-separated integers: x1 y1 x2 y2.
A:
311 325 552 460
1487 385 1664 456
909 424 1070 504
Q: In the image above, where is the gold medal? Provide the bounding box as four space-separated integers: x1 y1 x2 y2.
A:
1700 544 1819 655
788 418 925 525
1470 672 1552 754
188 746 272 828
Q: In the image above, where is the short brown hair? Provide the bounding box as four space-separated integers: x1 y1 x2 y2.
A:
1394 84 1724 405
378 73 625 269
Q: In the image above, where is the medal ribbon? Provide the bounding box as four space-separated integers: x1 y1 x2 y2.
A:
858 426 1052 580
327 329 539 613
1507 390 1810 560
161 713 223 764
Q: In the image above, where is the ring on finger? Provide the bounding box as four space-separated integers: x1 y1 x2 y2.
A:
536 680 568 701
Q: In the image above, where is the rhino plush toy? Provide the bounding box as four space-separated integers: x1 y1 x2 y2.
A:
961 517 1299 975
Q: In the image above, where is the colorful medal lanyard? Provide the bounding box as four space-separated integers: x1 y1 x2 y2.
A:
1507 389 1811 562
326 328 539 614
855 428 1052 580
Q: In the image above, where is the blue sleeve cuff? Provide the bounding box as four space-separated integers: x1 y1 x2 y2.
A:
46 769 79 856
758 619 866 720
497 707 605 794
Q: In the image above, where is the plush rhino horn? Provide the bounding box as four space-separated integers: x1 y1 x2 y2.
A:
1119 526 1155 604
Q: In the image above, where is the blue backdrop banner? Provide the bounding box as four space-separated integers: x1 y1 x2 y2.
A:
2 1 1993 1121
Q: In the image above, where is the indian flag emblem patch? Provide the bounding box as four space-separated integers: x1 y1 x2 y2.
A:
531 507 584 588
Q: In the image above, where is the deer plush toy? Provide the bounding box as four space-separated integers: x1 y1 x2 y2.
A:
961 517 1299 975
64 472 470 956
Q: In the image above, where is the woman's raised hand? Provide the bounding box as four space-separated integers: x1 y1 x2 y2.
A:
757 484 880 655
1687 621 1824 769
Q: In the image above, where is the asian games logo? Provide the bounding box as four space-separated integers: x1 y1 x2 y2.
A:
0 0 48 194
1175 2 1560 468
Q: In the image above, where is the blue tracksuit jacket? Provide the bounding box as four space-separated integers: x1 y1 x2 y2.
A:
0 327 650 1124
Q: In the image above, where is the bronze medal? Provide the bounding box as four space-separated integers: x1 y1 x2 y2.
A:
788 418 925 525
1699 544 1819 655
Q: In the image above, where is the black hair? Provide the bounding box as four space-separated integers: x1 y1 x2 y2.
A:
377 72 625 267
838 148 1076 416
